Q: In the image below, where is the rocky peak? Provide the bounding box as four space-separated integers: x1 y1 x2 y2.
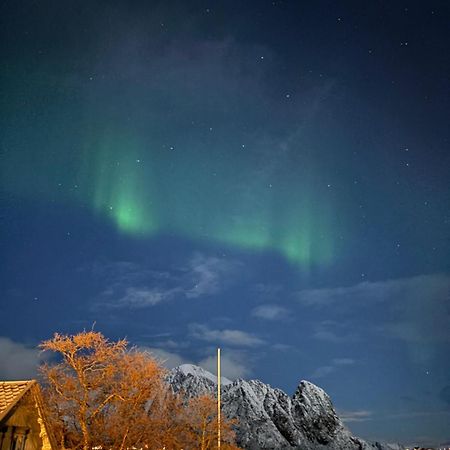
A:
167 364 404 450
291 380 342 445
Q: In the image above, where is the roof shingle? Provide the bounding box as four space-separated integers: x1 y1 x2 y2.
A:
0 380 35 422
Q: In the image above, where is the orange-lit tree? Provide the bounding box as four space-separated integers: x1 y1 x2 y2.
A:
40 331 240 449
182 394 240 450
40 331 171 449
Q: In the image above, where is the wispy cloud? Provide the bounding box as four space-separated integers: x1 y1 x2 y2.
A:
332 358 355 365
298 273 450 363
185 254 241 299
310 357 356 379
312 320 359 343
92 253 241 309
198 352 251 379
189 323 264 347
251 304 289 320
139 345 252 380
141 347 190 369
310 365 335 379
116 286 180 307
340 409 450 424
339 410 373 423
149 338 189 351
296 273 449 311
0 337 42 379
296 280 394 307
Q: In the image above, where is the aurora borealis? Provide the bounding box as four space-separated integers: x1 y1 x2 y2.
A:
2 67 337 266
1 1 450 447
84 127 336 265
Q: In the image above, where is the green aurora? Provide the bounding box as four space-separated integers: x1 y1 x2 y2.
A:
1 125 336 266
78 128 335 266
0 62 337 267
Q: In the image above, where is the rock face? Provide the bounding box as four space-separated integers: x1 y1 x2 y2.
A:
167 364 403 450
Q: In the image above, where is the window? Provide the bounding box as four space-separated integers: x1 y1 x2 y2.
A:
10 428 28 450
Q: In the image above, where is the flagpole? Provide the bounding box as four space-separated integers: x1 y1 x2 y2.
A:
217 347 221 449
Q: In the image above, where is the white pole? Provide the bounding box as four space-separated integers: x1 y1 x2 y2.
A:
217 347 221 450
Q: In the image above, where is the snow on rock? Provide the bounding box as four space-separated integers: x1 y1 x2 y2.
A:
177 363 232 385
167 364 404 450
166 363 232 399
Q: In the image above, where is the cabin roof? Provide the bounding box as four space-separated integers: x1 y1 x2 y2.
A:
0 380 36 422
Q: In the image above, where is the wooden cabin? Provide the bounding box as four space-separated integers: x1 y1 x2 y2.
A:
0 381 56 450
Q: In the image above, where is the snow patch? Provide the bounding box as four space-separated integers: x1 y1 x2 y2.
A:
177 363 232 385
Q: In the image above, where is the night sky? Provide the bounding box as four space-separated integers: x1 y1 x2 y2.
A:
1 1 449 446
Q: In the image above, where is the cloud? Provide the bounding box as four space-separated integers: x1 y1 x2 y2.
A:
251 304 288 320
0 337 42 379
138 346 251 380
310 365 335 379
185 254 241 299
332 358 355 366
339 410 373 423
298 273 450 363
312 320 359 343
339 408 450 426
199 353 251 379
142 347 190 369
93 253 241 308
91 261 180 309
117 286 181 307
189 323 264 347
310 357 355 379
296 273 449 312
150 339 189 350
296 280 396 307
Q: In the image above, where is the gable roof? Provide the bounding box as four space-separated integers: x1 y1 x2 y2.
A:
0 380 36 423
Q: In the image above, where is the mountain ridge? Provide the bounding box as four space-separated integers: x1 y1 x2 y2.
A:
167 364 404 450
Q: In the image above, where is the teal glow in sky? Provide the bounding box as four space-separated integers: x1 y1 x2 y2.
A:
1 1 449 446
1 65 340 267
80 128 335 265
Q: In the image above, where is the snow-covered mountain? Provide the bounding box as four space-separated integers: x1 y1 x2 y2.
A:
167 365 404 450
168 363 232 389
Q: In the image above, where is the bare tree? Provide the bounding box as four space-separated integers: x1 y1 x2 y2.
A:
183 394 239 450
40 331 129 450
39 331 240 449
